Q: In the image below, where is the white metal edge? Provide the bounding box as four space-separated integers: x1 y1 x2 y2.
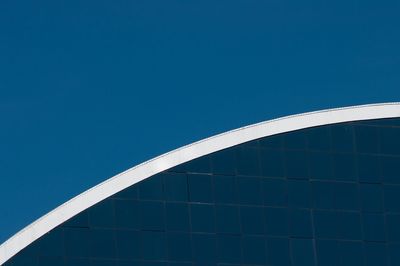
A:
1 102 400 265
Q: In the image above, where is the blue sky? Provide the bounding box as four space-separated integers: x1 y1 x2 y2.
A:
0 0 399 243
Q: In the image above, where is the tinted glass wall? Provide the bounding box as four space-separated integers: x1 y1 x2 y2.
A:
6 118 400 266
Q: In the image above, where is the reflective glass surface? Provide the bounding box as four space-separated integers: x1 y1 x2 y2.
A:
6 118 400 266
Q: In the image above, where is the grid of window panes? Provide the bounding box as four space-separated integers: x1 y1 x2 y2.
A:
6 118 400 266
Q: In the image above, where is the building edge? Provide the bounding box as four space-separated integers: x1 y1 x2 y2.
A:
1 102 400 265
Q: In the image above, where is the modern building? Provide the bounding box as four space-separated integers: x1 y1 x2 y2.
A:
2 103 400 266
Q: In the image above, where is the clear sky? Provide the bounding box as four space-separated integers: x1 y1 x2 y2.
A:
0 0 399 243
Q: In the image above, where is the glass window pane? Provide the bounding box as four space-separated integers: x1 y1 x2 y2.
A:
167 232 192 261
240 206 264 234
140 201 165 231
284 150 308 179
307 126 331 151
262 178 287 207
264 207 289 237
213 175 237 204
114 199 140 229
191 234 216 262
89 229 116 259
290 238 315 266
266 238 290 266
190 203 215 233
236 176 262 205
289 209 312 238
217 235 241 264
260 149 284 177
164 173 188 201
166 202 190 232
288 180 311 208
215 205 240 234
115 230 141 260
89 200 115 228
138 174 164 200
241 236 266 265
236 147 260 176
188 174 213 203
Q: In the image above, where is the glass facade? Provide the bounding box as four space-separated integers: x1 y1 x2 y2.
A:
5 118 400 266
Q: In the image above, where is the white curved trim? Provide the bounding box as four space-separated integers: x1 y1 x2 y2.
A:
1 102 400 264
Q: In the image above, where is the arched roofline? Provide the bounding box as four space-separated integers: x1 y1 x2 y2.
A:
2 102 400 264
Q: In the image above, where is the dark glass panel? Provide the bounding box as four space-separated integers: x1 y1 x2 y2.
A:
215 205 240 234
288 179 311 208
91 259 116 266
333 153 357 181
139 201 165 231
213 175 237 204
289 208 312 238
63 210 89 228
307 126 331 151
262 178 287 207
38 257 65 266
364 242 388 266
380 127 400 155
266 238 290 266
166 202 190 232
210 149 236 175
380 156 400 184
333 182 359 211
115 230 141 260
259 134 283 149
313 210 338 239
89 200 115 228
183 156 212 174
384 185 400 212
360 183 383 212
331 124 354 153
388 243 400 265
264 207 289 237
138 174 164 200
65 258 90 266
337 212 362 240
355 125 379 154
65 227 90 258
386 214 400 241
188 174 213 203
8 255 38 266
236 176 262 205
362 213 385 242
308 151 333 180
141 231 166 260
284 150 308 179
114 199 140 229
191 234 216 263
241 236 266 265
89 229 116 259
357 154 381 183
190 203 215 233
339 241 364 266
316 240 340 266
113 186 138 200
259 149 284 177
216 235 241 264
311 181 334 209
167 232 192 261
236 147 260 176
37 227 64 257
240 206 264 234
284 130 307 150
291 239 316 266
164 173 188 201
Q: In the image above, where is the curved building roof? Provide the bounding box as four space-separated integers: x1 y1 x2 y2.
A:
1 102 400 265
